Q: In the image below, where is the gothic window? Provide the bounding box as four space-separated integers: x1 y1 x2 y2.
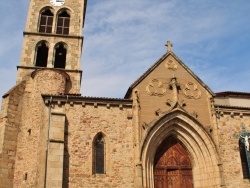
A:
93 133 105 174
56 10 70 35
39 9 53 33
54 43 67 69
239 138 250 179
35 41 49 67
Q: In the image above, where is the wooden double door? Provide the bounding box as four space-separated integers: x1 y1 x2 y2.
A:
154 138 193 188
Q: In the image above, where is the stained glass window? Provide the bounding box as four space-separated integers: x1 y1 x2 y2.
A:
93 133 105 174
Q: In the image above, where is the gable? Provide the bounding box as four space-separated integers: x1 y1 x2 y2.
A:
126 51 215 128
125 51 214 98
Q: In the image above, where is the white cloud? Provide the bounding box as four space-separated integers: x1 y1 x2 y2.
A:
82 0 250 97
0 0 250 105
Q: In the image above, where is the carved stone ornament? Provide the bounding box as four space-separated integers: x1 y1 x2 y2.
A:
146 79 166 96
165 59 178 71
142 122 149 130
240 124 250 152
133 89 140 109
166 77 186 109
240 134 250 152
155 109 164 116
192 111 198 118
183 82 201 99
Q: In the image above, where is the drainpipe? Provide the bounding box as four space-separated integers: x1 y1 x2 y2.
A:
44 96 52 188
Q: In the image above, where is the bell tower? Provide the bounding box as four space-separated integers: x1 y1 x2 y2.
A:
0 0 87 187
17 0 87 93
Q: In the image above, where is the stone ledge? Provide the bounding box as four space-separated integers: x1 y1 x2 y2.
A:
49 139 64 144
23 31 84 40
43 96 133 109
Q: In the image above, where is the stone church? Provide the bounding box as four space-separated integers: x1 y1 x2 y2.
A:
0 0 250 187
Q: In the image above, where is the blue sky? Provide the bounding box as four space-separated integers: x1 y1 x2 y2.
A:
0 0 250 103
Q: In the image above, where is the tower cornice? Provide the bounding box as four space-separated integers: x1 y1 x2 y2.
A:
23 31 84 40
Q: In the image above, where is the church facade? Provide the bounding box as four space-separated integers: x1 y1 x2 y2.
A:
0 0 250 187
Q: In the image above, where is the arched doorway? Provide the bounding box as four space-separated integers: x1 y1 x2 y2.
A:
154 137 193 188
140 111 222 187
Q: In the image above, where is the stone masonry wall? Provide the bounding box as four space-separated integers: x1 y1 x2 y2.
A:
19 0 86 74
25 0 84 36
217 109 250 187
17 67 81 94
17 0 86 94
48 101 135 188
17 34 83 94
19 35 82 70
33 69 68 95
6 84 134 188
11 76 48 188
46 113 66 188
0 81 26 188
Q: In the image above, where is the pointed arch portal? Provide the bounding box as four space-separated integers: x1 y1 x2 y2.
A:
140 110 223 188
154 137 193 188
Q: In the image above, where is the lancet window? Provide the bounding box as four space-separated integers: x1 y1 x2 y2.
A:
54 43 67 69
56 10 70 35
35 41 49 67
93 133 105 174
39 9 54 33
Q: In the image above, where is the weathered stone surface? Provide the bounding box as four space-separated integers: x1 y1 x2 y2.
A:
0 0 250 187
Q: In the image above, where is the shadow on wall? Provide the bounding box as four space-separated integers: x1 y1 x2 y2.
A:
63 118 69 188
65 80 72 94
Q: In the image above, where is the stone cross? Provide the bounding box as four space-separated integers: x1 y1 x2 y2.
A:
165 41 173 52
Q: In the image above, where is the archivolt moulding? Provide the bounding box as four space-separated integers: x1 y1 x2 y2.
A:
139 110 222 188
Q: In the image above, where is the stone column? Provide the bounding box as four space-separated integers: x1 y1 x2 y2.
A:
46 112 65 188
132 89 143 187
